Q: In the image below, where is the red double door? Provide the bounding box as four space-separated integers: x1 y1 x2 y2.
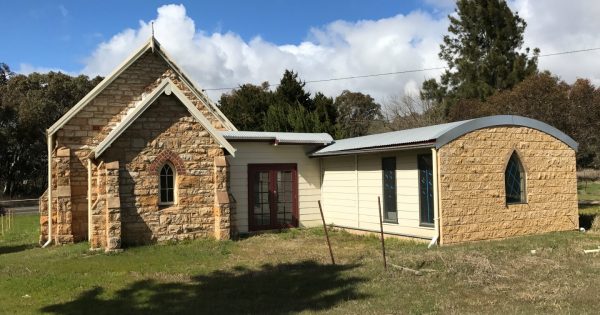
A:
248 164 299 231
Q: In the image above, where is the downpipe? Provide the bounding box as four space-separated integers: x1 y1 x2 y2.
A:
42 133 53 248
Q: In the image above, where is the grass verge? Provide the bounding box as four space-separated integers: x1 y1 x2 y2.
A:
578 181 600 201
1 214 599 314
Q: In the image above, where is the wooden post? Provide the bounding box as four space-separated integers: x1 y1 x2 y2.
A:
318 200 335 265
378 196 387 270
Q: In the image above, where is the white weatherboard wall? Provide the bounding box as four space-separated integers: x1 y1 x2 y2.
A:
320 149 435 239
226 142 322 233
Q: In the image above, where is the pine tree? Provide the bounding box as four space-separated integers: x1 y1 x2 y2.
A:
422 0 539 109
219 82 271 131
275 70 313 111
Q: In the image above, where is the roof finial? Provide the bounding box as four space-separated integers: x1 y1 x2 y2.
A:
150 21 155 53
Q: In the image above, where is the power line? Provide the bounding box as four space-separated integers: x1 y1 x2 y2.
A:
202 66 446 91
201 46 600 92
538 47 600 57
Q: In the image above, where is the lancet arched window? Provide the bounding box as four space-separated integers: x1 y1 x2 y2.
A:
505 152 526 204
159 163 175 205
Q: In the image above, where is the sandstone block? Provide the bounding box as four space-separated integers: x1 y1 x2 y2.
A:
56 147 71 157
107 196 121 209
56 185 71 197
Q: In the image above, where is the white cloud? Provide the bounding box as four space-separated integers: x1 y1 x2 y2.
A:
80 4 448 103
510 0 600 85
37 1 600 105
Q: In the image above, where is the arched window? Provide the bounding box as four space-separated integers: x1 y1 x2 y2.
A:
505 152 526 204
159 163 175 205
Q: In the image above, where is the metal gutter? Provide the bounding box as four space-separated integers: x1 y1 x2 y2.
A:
310 141 435 157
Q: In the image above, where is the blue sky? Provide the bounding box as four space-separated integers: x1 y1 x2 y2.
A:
2 1 600 102
2 0 441 73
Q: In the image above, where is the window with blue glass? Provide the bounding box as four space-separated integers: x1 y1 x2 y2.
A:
382 157 397 222
505 152 526 204
418 154 434 226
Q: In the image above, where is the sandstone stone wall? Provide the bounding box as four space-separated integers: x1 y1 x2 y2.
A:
40 147 74 244
50 49 230 242
100 93 228 245
438 126 578 244
213 156 231 240
90 161 107 248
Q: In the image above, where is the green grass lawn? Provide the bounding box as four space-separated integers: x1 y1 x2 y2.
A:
1 214 600 314
578 181 600 201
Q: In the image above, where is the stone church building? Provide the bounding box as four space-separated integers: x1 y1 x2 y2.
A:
40 37 579 251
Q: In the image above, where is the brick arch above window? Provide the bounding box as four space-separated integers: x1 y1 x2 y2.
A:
148 150 186 175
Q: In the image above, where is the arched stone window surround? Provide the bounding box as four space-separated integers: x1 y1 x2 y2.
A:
149 149 186 175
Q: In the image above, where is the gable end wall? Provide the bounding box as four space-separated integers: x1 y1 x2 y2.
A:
100 94 227 245
438 126 578 244
49 50 229 242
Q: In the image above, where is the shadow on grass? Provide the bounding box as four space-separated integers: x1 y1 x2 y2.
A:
41 260 368 315
0 243 36 255
579 205 599 230
580 214 597 230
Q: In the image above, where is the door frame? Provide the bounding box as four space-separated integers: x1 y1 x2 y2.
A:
247 163 299 231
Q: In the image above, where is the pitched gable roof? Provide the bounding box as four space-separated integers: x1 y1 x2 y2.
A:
48 36 237 136
92 78 236 159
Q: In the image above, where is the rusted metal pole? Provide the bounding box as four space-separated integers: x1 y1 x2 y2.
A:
378 196 387 270
318 200 335 265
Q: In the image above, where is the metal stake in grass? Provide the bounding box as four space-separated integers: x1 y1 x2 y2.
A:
378 196 387 270
318 200 335 265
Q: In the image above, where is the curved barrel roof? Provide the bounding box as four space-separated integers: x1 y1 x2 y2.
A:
311 115 578 157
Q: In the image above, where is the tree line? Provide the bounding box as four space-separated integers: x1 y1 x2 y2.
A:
2 0 600 198
413 0 600 168
218 70 382 139
0 65 102 197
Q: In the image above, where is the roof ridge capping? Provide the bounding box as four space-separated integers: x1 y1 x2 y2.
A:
311 115 578 157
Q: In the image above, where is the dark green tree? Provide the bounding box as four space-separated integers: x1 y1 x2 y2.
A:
422 0 539 110
275 70 313 111
334 90 382 138
218 70 338 134
264 100 292 132
218 82 272 131
0 68 101 197
312 92 337 135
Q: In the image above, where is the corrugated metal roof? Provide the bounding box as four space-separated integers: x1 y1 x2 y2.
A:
312 120 469 156
311 115 578 156
221 131 334 144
